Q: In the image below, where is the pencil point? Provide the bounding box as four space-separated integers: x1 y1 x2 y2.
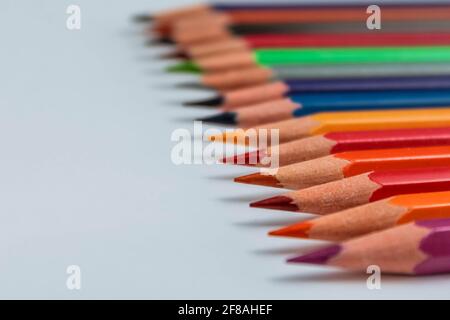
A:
235 173 281 187
222 150 264 165
287 245 341 265
159 51 188 60
147 38 174 46
207 131 247 144
166 61 200 73
269 222 313 238
250 195 298 212
184 96 223 107
133 14 154 23
197 112 237 124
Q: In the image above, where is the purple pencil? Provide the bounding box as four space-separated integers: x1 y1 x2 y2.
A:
288 218 450 275
185 76 450 108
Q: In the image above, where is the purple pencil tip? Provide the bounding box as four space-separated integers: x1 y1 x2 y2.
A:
287 245 341 265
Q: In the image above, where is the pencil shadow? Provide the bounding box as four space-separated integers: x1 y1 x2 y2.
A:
217 192 279 203
233 216 304 228
170 116 197 124
272 271 367 284
207 173 246 181
251 242 326 256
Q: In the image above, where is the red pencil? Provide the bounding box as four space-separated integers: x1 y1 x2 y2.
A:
224 127 450 167
250 166 450 214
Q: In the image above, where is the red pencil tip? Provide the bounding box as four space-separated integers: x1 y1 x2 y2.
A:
250 195 299 212
222 150 266 166
269 221 313 238
234 172 281 187
287 245 342 265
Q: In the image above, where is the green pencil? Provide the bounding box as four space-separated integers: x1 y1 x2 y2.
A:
167 46 450 73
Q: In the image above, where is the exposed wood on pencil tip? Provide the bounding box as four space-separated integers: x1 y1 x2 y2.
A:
269 222 312 238
183 96 223 107
234 173 281 187
250 195 299 212
196 112 237 124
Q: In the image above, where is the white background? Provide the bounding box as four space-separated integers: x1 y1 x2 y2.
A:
1 0 450 299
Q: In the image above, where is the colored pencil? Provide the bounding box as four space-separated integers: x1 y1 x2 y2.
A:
185 76 450 109
236 146 450 190
169 33 450 59
225 127 450 167
167 8 450 46
198 90 450 126
269 191 450 241
287 218 450 275
199 63 450 90
250 166 450 214
209 108 450 145
170 46 450 73
144 2 450 26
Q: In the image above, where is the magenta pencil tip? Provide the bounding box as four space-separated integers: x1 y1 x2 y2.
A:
287 245 342 265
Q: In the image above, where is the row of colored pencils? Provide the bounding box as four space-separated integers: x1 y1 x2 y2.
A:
141 2 450 276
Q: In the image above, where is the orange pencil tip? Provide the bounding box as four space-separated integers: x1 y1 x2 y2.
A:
207 131 249 145
221 150 265 166
269 222 312 238
234 172 281 187
250 195 299 212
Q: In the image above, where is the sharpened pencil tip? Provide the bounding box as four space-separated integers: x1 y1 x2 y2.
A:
159 51 188 60
221 150 265 166
147 38 174 46
250 195 299 212
235 173 281 187
133 14 154 23
184 96 223 107
269 222 313 238
287 245 341 265
197 112 237 124
166 61 201 73
207 131 247 144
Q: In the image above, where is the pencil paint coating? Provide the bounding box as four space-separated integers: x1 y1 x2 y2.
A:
415 219 450 275
369 167 450 201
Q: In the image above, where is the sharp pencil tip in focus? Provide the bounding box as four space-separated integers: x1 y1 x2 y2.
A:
250 195 299 212
183 96 223 107
234 173 281 187
197 112 237 124
269 222 312 238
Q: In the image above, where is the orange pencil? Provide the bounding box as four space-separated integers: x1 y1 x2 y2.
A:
269 191 450 241
235 146 450 190
209 108 450 145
